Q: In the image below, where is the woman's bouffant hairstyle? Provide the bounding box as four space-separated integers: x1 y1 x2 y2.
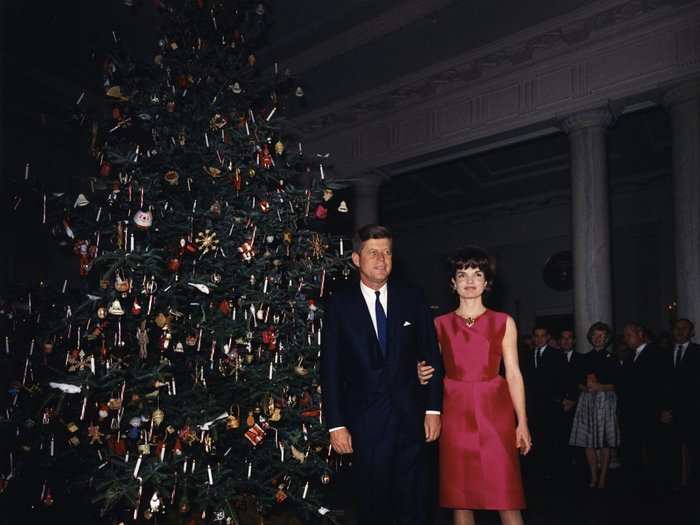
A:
586 321 611 345
448 246 496 293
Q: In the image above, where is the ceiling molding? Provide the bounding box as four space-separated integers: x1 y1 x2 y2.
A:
293 0 680 138
296 1 700 178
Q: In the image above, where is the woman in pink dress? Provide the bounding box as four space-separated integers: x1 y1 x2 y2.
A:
419 247 531 525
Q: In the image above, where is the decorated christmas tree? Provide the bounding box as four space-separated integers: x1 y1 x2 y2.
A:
1 1 350 523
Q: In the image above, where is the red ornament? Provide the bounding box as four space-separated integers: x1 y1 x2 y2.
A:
218 299 232 316
244 422 268 446
99 162 112 177
73 240 93 276
259 199 270 213
167 257 181 273
314 204 328 220
42 486 54 506
233 170 242 191
261 328 277 351
260 144 273 169
131 298 142 316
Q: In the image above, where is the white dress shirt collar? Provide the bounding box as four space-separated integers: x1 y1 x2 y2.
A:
633 342 647 361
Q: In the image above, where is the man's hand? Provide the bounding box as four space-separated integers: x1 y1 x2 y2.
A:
562 399 576 412
424 413 441 442
329 428 353 454
417 360 435 385
660 409 673 424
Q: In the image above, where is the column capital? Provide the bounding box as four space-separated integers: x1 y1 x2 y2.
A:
353 172 388 193
662 78 700 109
561 108 614 133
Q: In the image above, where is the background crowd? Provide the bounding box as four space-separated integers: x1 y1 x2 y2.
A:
518 318 698 501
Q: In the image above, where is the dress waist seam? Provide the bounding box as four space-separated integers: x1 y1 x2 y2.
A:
444 375 502 384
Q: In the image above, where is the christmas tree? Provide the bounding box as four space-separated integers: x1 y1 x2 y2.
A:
1 1 350 522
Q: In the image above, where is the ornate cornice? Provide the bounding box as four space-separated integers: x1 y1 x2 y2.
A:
295 0 671 137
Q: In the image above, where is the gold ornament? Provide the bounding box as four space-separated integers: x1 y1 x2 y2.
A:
164 170 179 185
227 405 241 429
310 233 327 258
87 424 104 445
152 409 165 426
204 166 222 178
154 312 170 329
274 140 284 155
195 230 219 254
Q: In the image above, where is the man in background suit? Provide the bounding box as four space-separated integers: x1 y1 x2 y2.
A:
559 329 583 469
321 224 443 524
661 318 700 489
523 325 567 479
620 322 671 493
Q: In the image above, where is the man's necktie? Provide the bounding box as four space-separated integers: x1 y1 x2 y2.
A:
375 291 387 356
535 347 543 368
674 345 682 368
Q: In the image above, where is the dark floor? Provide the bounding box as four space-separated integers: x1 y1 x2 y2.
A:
323 448 700 525
2 453 698 524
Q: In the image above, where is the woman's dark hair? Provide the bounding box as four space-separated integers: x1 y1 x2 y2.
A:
352 224 393 253
448 246 496 292
586 321 611 345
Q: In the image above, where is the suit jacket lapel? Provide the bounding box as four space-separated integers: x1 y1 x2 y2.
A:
352 284 378 344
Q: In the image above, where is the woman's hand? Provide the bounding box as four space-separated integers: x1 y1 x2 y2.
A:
516 423 532 455
417 361 435 385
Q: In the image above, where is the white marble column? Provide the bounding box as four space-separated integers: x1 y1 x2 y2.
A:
664 80 700 326
353 176 382 230
562 109 614 353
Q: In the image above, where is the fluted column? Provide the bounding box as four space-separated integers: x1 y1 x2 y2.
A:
562 109 614 353
664 80 700 326
353 176 382 230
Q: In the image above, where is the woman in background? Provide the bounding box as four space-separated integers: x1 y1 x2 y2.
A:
569 322 620 489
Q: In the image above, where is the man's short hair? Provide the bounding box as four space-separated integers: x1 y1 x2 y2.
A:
676 318 696 336
587 322 611 344
352 224 393 253
624 321 652 340
532 325 549 335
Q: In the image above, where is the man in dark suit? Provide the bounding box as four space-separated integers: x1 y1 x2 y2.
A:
619 322 671 492
321 224 443 525
662 318 700 489
522 325 567 479
559 329 583 470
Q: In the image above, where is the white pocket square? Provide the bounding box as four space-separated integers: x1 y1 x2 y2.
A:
403 321 412 327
